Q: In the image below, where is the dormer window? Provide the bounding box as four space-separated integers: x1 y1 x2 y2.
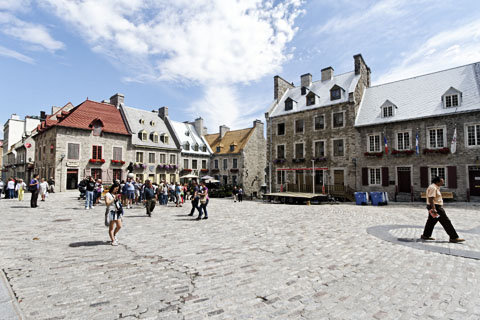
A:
139 130 147 141
285 97 293 111
216 146 221 152
382 105 394 118
160 133 169 144
330 85 342 100
202 145 207 152
306 91 316 106
230 145 235 152
194 144 199 151
150 120 155 126
184 142 190 151
89 119 104 136
151 132 159 143
445 94 459 108
301 86 307 95
139 119 145 124
442 87 462 108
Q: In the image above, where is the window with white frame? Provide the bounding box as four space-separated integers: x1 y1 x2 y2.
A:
152 132 159 143
295 143 304 159
184 143 190 151
396 131 410 150
233 158 238 168
430 167 446 184
314 141 325 157
160 154 166 164
333 112 344 128
183 159 189 169
428 128 445 149
382 105 394 118
467 124 480 146
369 168 381 185
148 152 155 163
223 159 228 170
169 154 176 164
277 145 285 159
295 119 304 134
202 160 207 169
333 139 344 156
285 98 293 111
276 170 286 185
214 159 218 169
368 134 380 152
314 115 325 130
113 147 122 161
192 160 198 169
444 94 459 108
136 152 144 163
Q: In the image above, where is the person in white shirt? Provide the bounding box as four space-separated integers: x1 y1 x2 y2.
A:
15 179 27 201
39 178 49 201
7 178 15 199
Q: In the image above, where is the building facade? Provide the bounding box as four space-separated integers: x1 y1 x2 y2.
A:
205 120 266 197
355 62 480 201
265 55 370 198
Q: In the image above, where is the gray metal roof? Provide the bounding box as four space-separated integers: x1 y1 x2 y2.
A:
169 120 213 156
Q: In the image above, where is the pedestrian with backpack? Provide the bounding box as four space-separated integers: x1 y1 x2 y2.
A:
144 180 156 217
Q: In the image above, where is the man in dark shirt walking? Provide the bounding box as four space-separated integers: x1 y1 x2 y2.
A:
144 180 156 217
29 174 39 208
188 181 200 216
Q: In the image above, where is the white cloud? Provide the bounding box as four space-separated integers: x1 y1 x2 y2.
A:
39 0 303 128
376 19 480 84
0 44 34 64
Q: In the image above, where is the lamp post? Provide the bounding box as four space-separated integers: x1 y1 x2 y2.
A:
312 159 315 194
60 154 65 192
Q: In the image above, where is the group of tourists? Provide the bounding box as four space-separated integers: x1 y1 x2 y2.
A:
0 176 53 206
232 186 244 202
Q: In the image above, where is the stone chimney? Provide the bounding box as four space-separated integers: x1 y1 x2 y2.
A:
51 106 61 115
158 106 168 120
274 75 295 101
219 125 230 138
300 73 312 88
354 54 371 86
253 119 264 137
110 93 125 107
321 67 334 81
194 117 205 136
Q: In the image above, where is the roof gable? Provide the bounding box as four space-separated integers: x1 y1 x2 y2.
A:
204 128 254 155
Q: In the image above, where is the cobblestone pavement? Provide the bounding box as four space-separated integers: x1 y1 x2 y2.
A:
1 192 480 320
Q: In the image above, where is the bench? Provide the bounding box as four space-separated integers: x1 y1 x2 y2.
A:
420 192 454 199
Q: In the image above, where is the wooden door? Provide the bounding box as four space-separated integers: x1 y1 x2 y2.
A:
334 170 344 186
469 167 480 196
397 167 411 193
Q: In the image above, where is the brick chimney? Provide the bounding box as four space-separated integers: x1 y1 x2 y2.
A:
300 73 312 88
321 67 334 81
109 93 125 107
274 75 295 101
158 106 168 120
219 125 230 138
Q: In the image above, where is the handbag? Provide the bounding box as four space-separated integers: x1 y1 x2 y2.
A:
104 208 111 227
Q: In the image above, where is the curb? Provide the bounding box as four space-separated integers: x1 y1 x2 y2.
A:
0 269 24 320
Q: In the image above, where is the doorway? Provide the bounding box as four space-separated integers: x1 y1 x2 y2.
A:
397 167 411 193
66 169 78 190
469 166 480 196
334 170 344 186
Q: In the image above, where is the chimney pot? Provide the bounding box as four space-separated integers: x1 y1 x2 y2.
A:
158 106 168 120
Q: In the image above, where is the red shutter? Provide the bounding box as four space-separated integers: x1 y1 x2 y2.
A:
420 167 428 188
447 166 457 189
362 168 368 186
382 167 389 186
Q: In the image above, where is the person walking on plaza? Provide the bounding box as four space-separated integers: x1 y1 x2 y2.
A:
196 182 209 220
85 176 95 210
7 178 15 199
105 184 123 246
238 187 243 202
93 179 103 205
29 174 39 208
232 186 238 202
48 177 55 193
175 182 182 207
143 180 156 217
16 179 26 201
188 181 201 216
0 179 4 199
421 176 465 243
39 178 49 201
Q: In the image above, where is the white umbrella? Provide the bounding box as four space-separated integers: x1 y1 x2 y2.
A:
206 179 220 183
180 174 199 179
201 175 213 180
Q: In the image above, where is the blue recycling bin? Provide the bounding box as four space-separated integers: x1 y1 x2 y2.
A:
354 192 369 205
370 192 384 206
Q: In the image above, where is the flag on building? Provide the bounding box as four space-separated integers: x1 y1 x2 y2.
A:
415 133 419 155
451 128 457 154
384 135 389 154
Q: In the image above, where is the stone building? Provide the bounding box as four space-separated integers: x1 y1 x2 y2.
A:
264 54 370 198
119 101 181 184
166 117 212 180
355 62 480 201
33 99 130 191
204 120 266 197
13 134 35 182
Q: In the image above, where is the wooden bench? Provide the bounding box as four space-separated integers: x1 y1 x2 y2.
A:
420 192 454 199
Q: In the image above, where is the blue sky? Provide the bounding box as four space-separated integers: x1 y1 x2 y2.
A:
1 0 480 139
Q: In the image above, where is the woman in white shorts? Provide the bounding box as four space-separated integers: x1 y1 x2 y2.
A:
39 178 49 201
105 184 123 246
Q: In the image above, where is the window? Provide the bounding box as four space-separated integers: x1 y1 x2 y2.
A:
202 146 207 152
148 153 155 163
91 168 102 180
223 159 228 170
183 159 189 169
169 154 176 164
230 145 235 152
232 175 237 185
202 160 207 169
382 105 393 118
295 119 304 134
216 146 221 152
333 112 344 128
369 168 381 185
314 115 324 130
152 133 159 143
43 146 46 160
150 120 156 126
295 143 304 159
445 95 459 108
467 124 480 146
214 159 219 169
160 134 169 144
139 119 145 124
92 145 102 160
192 160 198 169
184 143 190 151
194 144 199 151
113 147 122 161
160 154 166 164
233 158 238 169
113 169 122 181
277 123 285 135
277 145 285 159
223 175 228 185
331 88 341 100
169 174 175 183
138 130 147 141
430 167 446 183
136 152 144 163
92 120 103 136
67 143 80 160
368 134 380 152
333 139 344 157
314 141 325 157
397 132 410 150
306 92 315 106
428 128 445 149
277 170 286 185
285 98 293 111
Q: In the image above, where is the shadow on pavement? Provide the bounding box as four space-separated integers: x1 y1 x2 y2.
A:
175 218 199 221
69 241 110 247
9 206 31 208
123 215 150 218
